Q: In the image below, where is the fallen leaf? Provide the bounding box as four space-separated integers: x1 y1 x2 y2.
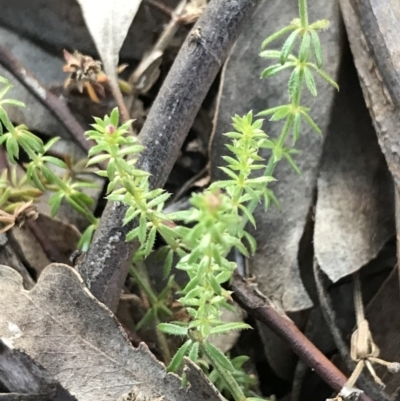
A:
0 0 179 62
0 233 35 289
76 0 142 89
0 263 224 401
314 48 395 283
0 340 77 401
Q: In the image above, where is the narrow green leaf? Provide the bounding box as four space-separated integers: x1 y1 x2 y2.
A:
87 154 110 166
238 204 256 227
135 308 156 331
163 248 174 278
158 323 188 336
49 193 63 217
110 107 119 126
259 50 281 59
219 166 239 181
208 274 223 296
188 341 199 362
284 152 301 175
126 226 140 241
303 67 317 97
6 137 19 163
280 29 301 64
243 231 257 254
300 111 322 135
292 112 301 143
210 322 252 335
138 213 147 245
310 29 323 67
261 63 293 79
311 65 339 91
299 32 311 62
167 340 192 373
288 67 301 99
202 341 235 372
144 226 157 257
261 24 298 49
309 19 330 30
269 105 291 121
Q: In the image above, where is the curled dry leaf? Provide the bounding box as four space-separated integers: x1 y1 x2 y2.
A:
0 263 224 401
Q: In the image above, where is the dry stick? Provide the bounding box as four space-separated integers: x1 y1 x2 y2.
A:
230 274 373 401
128 0 188 117
313 259 391 401
76 0 261 312
145 0 174 17
0 45 91 154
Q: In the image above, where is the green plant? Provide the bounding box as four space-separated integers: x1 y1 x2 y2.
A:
0 0 338 399
83 0 338 399
0 76 99 250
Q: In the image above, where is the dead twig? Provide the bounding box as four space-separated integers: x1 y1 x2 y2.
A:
76 0 261 312
230 273 373 401
128 0 188 116
313 259 392 401
0 45 92 154
145 0 174 17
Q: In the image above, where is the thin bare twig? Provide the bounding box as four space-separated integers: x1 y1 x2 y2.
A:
145 0 174 17
230 274 373 401
0 45 91 154
128 0 188 117
76 0 261 312
314 259 392 401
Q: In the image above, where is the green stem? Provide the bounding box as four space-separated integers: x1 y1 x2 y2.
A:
202 342 246 401
299 0 308 28
130 262 159 304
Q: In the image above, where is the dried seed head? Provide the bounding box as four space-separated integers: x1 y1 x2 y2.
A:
63 50 102 84
63 49 106 102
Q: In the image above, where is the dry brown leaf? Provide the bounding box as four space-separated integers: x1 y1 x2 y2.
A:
0 263 224 401
314 51 395 283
